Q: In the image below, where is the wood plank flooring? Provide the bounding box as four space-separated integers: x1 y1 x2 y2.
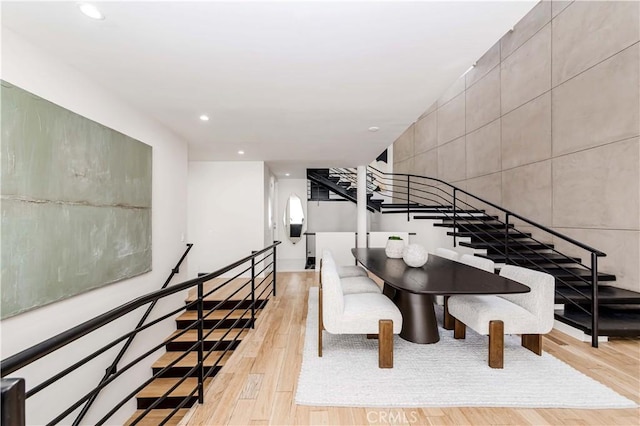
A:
181 272 640 425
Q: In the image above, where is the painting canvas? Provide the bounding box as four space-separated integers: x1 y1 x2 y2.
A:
1 81 152 318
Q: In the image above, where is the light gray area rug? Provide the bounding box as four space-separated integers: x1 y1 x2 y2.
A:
296 287 637 408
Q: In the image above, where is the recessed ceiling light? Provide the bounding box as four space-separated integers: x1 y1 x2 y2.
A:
78 3 105 20
238 150 245 155
285 173 290 177
368 126 380 132
199 114 209 121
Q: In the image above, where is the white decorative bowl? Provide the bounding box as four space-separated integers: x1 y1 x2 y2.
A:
403 244 428 267
385 239 405 258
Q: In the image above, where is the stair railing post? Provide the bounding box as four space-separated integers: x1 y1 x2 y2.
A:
505 214 510 264
406 175 410 222
591 252 599 348
251 251 256 329
273 244 277 297
452 188 457 247
1 378 25 426
197 280 204 403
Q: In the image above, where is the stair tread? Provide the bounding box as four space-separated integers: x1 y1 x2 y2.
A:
447 231 530 238
137 377 212 398
478 253 580 263
125 409 189 426
556 285 640 302
152 351 232 369
555 307 640 336
459 241 552 249
177 309 255 321
529 267 616 281
424 216 499 222
167 329 249 343
433 222 514 229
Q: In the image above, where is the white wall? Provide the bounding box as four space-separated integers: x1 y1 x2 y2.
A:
307 201 358 232
376 213 477 257
275 179 307 264
187 161 266 278
1 29 189 425
264 167 275 248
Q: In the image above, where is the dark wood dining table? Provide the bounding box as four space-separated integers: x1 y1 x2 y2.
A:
352 248 530 344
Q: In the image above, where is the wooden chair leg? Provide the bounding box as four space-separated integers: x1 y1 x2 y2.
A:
378 320 393 368
318 287 323 357
522 334 542 355
488 320 504 369
367 334 378 339
443 296 454 330
453 318 466 339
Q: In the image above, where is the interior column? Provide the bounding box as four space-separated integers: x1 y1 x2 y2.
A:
357 165 367 248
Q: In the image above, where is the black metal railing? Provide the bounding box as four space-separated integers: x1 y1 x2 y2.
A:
364 166 605 347
319 166 605 347
73 243 194 425
0 241 280 426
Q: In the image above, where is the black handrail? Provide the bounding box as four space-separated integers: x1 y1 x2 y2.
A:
1 242 278 376
73 243 194 425
1 241 281 426
369 166 606 256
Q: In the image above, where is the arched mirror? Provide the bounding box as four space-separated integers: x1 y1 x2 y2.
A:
283 193 305 244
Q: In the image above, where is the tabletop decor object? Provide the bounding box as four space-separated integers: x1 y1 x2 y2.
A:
403 244 428 267
384 236 405 258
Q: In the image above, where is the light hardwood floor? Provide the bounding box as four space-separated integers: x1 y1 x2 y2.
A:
181 272 640 425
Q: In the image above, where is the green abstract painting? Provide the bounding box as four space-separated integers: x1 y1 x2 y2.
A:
1 81 152 318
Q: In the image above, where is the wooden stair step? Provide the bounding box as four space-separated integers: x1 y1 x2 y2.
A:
165 329 248 351
125 409 189 426
176 309 258 329
136 378 211 409
152 350 232 377
153 350 232 369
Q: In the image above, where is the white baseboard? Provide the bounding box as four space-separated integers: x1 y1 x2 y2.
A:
553 320 609 343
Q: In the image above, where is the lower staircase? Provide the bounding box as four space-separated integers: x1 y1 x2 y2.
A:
309 167 640 343
126 283 268 425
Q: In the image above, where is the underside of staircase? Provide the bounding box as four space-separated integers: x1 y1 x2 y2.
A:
308 168 640 340
125 287 267 425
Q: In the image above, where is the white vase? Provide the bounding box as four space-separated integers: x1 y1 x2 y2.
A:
385 239 405 258
403 244 428 267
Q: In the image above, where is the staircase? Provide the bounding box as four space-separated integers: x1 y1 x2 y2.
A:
126 283 268 425
308 167 640 345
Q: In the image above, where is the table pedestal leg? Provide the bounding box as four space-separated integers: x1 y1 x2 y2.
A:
386 285 439 344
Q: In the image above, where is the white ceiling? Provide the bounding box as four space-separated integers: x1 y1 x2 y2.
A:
2 1 535 178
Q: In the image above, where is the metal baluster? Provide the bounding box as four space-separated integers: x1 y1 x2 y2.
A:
591 253 599 348
505 214 510 264
197 281 204 403
452 188 457 247
273 244 278 297
251 251 256 329
406 175 410 222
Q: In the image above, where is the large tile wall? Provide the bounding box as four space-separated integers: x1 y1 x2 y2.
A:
392 1 640 291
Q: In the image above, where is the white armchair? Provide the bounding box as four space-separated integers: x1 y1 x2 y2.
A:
319 256 402 368
435 248 460 329
320 249 368 278
459 254 494 273
435 247 459 261
448 265 555 368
